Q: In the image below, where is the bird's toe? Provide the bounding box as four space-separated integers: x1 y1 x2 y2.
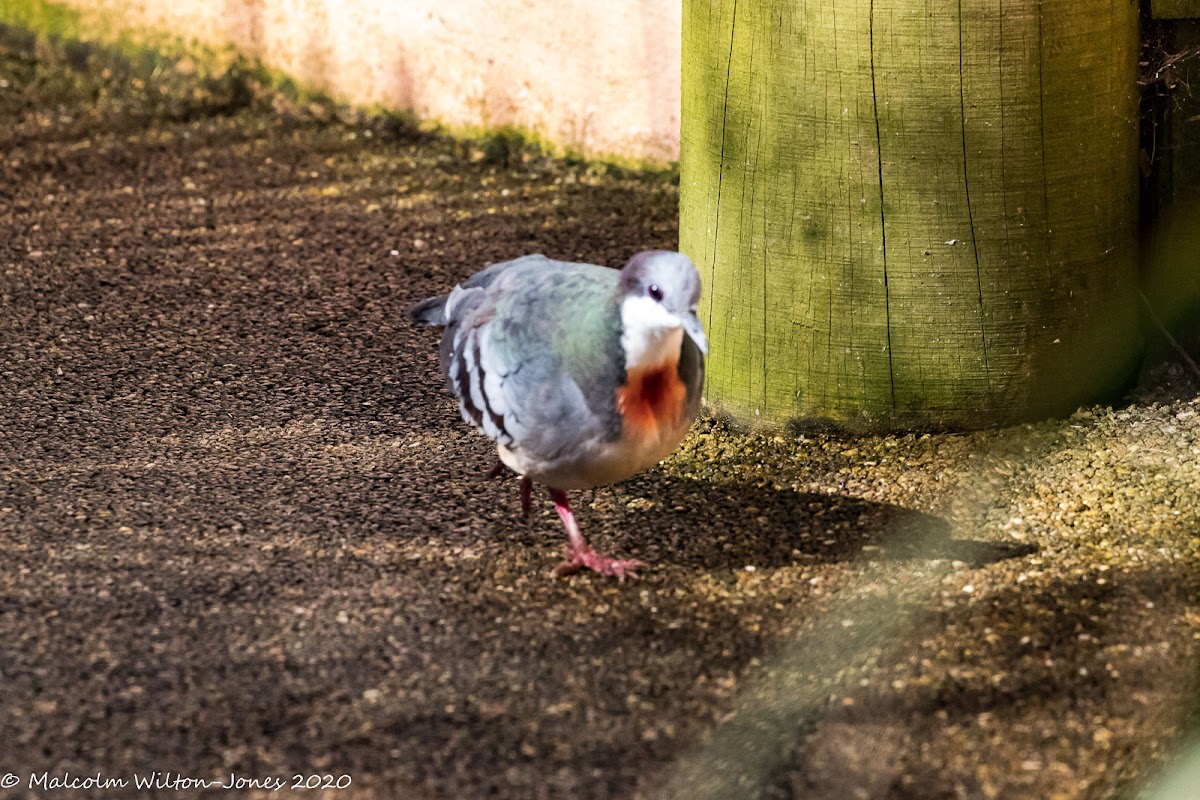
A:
553 547 646 581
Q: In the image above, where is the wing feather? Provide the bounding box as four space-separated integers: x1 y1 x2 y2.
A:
437 257 624 465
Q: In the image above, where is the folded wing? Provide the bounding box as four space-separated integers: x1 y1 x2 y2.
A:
438 257 626 463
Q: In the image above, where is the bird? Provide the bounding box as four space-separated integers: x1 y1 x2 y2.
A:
408 250 707 579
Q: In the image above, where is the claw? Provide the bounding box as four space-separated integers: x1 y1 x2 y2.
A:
553 548 645 581
547 488 645 580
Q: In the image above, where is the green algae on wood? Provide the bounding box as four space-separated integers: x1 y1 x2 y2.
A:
1152 0 1200 18
681 0 1142 431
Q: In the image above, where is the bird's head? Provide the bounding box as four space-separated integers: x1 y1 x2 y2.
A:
616 250 708 358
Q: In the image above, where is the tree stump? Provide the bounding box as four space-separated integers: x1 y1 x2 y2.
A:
681 0 1141 431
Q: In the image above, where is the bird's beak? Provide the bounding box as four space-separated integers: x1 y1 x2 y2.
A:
680 312 708 355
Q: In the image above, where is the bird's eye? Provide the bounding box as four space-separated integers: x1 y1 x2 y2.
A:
648 284 664 302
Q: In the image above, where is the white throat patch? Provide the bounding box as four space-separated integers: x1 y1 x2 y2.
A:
619 295 684 371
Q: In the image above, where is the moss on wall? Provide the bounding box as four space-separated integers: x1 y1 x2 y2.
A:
0 0 673 173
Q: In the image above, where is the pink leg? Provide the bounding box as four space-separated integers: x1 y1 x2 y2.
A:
520 476 533 518
486 460 532 517
549 488 645 581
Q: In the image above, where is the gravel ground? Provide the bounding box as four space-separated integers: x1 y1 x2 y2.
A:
1 32 1198 800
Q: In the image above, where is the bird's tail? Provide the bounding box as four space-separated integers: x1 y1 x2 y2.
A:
407 294 448 326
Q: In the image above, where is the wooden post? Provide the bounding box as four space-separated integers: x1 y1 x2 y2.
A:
1149 1 1200 205
1144 3 1200 348
681 0 1142 431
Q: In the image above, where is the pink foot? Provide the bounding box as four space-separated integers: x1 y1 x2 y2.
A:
547 488 645 581
553 547 646 581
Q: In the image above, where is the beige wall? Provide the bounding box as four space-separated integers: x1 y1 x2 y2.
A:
62 0 682 163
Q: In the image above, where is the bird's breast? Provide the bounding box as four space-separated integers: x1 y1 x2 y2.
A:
513 353 692 491
616 361 688 442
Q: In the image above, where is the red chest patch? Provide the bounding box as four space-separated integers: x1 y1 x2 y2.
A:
616 363 687 435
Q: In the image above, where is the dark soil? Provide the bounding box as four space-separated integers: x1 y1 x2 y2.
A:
1 30 1198 800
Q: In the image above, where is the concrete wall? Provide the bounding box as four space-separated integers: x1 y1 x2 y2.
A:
52 0 682 164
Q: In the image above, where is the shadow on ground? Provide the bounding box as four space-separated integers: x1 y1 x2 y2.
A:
652 555 1200 800
575 476 1036 572
1 30 1198 800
